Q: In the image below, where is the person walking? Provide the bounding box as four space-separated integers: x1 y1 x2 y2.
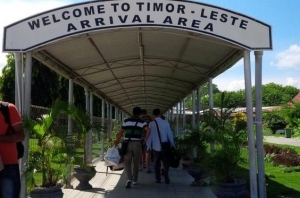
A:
139 109 152 173
147 108 174 184
0 101 25 198
114 107 150 188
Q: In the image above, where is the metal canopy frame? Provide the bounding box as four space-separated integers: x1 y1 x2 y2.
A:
32 28 244 114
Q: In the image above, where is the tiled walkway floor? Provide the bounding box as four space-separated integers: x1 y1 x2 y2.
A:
63 159 217 198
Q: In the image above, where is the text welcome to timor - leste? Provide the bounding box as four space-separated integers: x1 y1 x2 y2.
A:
27 2 249 33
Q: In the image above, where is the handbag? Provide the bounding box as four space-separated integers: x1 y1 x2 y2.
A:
119 140 129 156
104 147 121 167
169 147 181 168
119 121 138 156
154 120 180 168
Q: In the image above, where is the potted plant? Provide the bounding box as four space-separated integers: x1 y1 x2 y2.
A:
175 124 211 186
67 104 97 190
23 99 76 198
203 92 249 198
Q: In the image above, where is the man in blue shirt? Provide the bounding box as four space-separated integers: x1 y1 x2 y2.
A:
147 108 175 184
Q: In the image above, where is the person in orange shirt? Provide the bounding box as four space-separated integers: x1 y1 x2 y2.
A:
0 102 25 198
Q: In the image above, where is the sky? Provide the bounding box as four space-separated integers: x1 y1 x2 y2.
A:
0 0 299 91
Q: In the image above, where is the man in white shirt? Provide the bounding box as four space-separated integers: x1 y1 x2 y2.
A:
147 108 174 184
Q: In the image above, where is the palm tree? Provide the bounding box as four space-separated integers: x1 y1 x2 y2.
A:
23 99 76 189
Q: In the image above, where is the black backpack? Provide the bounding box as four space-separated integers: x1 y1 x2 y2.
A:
0 102 24 159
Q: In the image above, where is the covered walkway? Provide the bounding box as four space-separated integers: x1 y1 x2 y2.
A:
63 159 216 198
2 0 272 197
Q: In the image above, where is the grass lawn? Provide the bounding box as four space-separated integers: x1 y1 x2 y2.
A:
239 143 300 198
75 142 102 159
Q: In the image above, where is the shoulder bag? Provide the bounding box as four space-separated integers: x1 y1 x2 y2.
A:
119 121 138 156
154 119 180 168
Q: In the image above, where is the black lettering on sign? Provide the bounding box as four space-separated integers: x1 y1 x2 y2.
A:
136 2 144 11
178 17 187 26
62 11 70 20
166 4 174 12
84 6 95 15
147 15 154 23
109 16 114 24
42 16 51 26
67 23 77 32
177 4 185 14
220 13 227 23
192 20 201 28
118 15 128 23
230 16 238 25
95 18 105 26
163 16 173 24
210 11 218 20
200 9 207 18
73 9 82 18
111 3 119 12
204 23 213 31
132 15 142 23
97 5 105 14
153 3 163 11
81 20 91 29
28 20 40 30
240 20 248 29
52 14 61 23
121 3 130 11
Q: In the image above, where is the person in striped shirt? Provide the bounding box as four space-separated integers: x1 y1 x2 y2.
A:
114 107 150 188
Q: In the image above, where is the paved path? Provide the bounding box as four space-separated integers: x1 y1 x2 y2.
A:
63 160 216 198
264 136 300 147
61 137 300 198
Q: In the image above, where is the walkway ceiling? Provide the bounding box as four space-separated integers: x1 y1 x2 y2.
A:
33 27 243 114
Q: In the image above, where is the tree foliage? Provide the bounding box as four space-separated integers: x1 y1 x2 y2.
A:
0 53 16 102
260 83 299 106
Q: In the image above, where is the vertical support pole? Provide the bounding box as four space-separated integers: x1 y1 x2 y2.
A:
255 51 266 198
20 52 32 198
179 101 182 133
171 107 174 123
109 104 113 136
66 79 74 188
192 91 195 129
176 104 179 136
14 53 22 111
101 99 105 161
106 103 110 136
196 88 200 131
208 77 214 154
68 79 74 136
183 98 186 131
87 91 93 164
244 50 258 198
84 89 91 164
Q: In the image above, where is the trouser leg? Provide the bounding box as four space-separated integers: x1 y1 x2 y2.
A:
153 150 162 181
161 149 170 178
132 142 142 182
124 143 133 181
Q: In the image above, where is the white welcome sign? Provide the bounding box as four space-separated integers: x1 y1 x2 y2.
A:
3 0 272 52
